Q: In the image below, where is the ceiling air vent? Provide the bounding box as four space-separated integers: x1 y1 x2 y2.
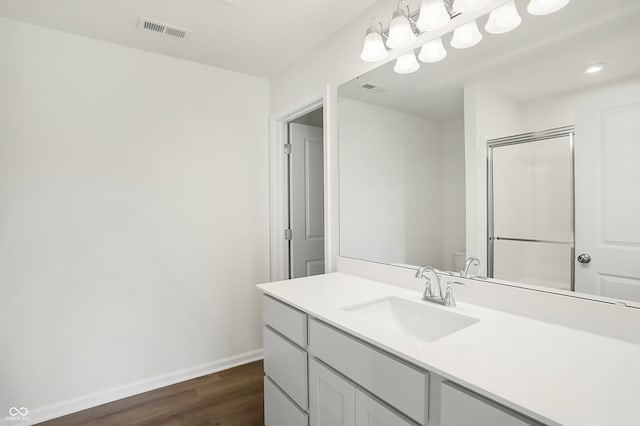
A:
361 83 388 94
137 17 191 40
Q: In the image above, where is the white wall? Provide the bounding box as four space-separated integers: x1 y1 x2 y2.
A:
441 118 467 271
339 99 466 270
339 98 443 267
521 92 575 133
0 17 269 422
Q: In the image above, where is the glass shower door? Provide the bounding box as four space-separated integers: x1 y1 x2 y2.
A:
488 128 574 291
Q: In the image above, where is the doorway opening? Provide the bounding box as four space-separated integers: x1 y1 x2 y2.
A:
286 108 325 279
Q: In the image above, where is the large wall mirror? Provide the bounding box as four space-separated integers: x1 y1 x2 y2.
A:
338 0 640 307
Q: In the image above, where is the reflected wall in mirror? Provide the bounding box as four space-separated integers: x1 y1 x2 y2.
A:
339 94 466 272
338 0 640 306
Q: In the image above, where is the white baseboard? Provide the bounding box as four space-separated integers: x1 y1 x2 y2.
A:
12 349 263 426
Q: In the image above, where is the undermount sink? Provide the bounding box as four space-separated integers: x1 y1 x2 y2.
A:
343 296 479 343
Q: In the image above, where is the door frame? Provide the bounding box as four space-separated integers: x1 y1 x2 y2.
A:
270 96 325 281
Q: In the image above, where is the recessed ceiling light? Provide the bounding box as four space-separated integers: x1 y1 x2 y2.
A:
583 63 606 75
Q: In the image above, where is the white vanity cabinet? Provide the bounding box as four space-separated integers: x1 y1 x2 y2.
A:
263 295 309 426
263 295 547 426
441 382 543 426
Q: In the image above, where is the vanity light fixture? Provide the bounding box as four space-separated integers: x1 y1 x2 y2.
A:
451 20 483 49
418 37 448 63
527 0 570 16
452 0 491 14
361 0 571 75
583 63 606 74
417 0 451 32
485 0 522 34
360 19 388 62
387 1 417 49
394 51 421 74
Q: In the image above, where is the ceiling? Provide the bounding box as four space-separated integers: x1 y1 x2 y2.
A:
0 0 379 77
339 0 640 120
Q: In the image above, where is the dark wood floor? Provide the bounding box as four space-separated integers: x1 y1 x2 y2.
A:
39 361 264 426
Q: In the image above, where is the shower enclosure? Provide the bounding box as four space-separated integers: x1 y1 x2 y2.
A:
487 126 575 291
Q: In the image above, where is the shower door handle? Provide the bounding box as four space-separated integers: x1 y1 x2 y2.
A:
577 253 592 264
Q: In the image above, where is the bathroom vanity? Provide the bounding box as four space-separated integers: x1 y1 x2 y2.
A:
260 1 640 425
258 273 640 426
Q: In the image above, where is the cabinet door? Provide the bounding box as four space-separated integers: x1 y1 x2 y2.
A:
355 390 416 426
309 359 356 426
441 382 543 426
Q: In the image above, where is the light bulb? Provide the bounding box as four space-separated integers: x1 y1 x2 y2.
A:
485 1 522 34
417 0 450 32
527 0 570 15
418 37 447 63
360 26 388 62
451 20 483 49
394 51 420 74
452 0 491 13
387 8 417 49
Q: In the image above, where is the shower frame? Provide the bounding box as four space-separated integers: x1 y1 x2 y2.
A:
486 125 576 291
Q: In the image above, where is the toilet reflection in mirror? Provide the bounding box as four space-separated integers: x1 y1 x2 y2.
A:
338 0 640 306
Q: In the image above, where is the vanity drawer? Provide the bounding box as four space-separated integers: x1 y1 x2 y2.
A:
441 382 543 426
265 376 309 426
263 295 308 347
308 319 428 425
264 326 308 410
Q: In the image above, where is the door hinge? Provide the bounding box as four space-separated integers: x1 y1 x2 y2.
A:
284 229 292 240
284 143 291 155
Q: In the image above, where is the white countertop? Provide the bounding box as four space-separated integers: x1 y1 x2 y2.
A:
258 272 640 426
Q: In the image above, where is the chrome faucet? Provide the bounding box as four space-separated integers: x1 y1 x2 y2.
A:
415 266 464 307
415 266 443 301
461 257 480 278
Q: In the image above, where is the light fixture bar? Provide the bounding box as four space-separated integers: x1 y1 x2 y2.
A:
379 0 460 40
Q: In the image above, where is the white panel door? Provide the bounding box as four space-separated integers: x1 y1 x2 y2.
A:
309 359 355 426
290 123 325 278
575 82 640 305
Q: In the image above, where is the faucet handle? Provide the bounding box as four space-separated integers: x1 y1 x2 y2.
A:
421 277 436 300
444 281 465 307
